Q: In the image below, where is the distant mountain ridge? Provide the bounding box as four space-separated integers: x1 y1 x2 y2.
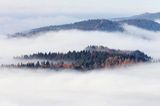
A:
112 12 160 21
11 19 123 37
130 12 160 20
119 19 160 31
10 12 160 37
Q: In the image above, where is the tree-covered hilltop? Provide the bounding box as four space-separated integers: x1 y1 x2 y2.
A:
9 46 151 70
10 17 160 38
10 19 123 37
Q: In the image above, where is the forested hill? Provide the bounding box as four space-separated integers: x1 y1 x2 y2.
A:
11 19 123 37
10 18 160 38
8 46 151 70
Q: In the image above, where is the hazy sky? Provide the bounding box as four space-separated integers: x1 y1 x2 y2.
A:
0 0 159 17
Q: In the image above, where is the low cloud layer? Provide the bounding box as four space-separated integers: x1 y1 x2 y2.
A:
0 63 160 106
0 25 160 59
0 25 160 106
155 19 160 24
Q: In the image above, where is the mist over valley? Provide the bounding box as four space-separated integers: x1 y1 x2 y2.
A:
0 7 160 106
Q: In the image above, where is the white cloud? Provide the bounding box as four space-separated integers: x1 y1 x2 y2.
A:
155 19 160 24
0 23 160 106
0 63 160 106
0 25 160 59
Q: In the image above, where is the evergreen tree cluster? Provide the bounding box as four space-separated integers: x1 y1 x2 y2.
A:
12 46 151 70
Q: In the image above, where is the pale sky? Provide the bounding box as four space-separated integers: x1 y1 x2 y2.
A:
0 0 159 17
0 0 159 34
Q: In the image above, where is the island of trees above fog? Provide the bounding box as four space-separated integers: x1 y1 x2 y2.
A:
2 46 152 71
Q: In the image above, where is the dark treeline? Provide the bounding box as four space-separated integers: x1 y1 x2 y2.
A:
11 46 151 70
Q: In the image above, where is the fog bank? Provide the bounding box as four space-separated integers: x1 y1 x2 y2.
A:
0 25 160 106
0 25 160 59
0 63 160 106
